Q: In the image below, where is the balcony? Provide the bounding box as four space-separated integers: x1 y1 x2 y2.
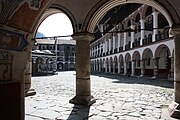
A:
119 46 123 52
132 40 140 48
125 44 131 51
155 29 169 41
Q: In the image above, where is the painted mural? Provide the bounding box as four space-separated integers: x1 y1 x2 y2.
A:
0 28 28 51
0 0 42 24
0 50 13 81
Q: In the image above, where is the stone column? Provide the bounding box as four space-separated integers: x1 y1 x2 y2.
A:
131 29 135 48
105 61 108 72
109 61 111 73
124 62 127 75
152 12 158 42
97 45 99 56
117 33 121 52
124 32 127 50
93 63 95 71
118 61 121 74
152 57 159 79
131 60 135 76
140 59 145 77
103 42 105 54
69 32 96 106
170 56 174 79
109 38 111 54
25 40 36 97
113 35 116 53
99 62 101 72
113 62 116 73
140 19 145 46
169 25 180 118
105 39 108 53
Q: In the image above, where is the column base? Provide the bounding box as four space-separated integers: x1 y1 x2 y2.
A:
25 88 36 97
69 95 96 106
169 101 180 119
130 74 135 77
151 76 157 79
140 75 144 77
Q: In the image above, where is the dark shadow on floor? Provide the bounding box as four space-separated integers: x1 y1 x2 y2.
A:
91 72 174 89
67 105 91 120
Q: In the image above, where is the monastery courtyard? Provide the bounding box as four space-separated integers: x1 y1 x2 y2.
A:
25 71 174 120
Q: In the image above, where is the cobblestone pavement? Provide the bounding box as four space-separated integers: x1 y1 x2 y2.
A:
25 71 175 120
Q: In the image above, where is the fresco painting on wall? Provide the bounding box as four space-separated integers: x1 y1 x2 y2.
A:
0 29 28 51
0 51 13 81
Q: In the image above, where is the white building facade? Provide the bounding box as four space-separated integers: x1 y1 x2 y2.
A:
90 5 174 79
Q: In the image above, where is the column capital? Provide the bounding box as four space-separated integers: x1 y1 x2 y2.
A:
152 11 159 16
140 19 145 23
72 32 95 41
171 24 180 35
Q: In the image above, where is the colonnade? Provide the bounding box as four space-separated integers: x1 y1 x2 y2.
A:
91 11 160 57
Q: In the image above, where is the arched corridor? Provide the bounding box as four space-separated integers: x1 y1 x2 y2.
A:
1 0 180 119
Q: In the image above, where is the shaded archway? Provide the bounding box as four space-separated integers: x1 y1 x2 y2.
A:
57 62 64 71
119 54 124 74
125 53 131 75
142 48 153 77
34 57 45 75
69 62 75 70
155 44 171 78
46 58 54 73
132 51 141 76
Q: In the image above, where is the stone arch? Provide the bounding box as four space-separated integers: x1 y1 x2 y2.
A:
33 5 76 36
124 18 131 29
125 53 131 62
134 12 141 23
86 0 175 33
132 51 141 75
57 62 63 71
142 5 153 18
155 44 171 78
69 62 75 70
125 53 131 75
142 48 154 76
35 57 45 73
46 58 54 71
155 44 171 58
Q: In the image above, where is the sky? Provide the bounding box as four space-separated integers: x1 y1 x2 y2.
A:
37 13 73 40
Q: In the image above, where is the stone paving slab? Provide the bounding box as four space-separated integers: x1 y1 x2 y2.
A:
25 71 176 120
